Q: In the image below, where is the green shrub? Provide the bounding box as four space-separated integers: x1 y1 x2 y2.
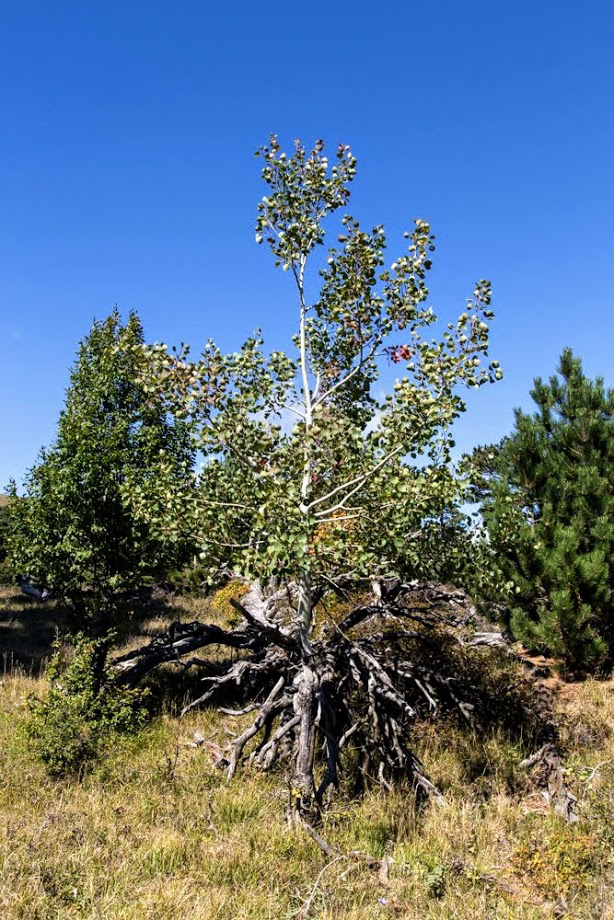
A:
426 863 447 899
25 635 149 776
512 822 599 901
0 555 12 586
166 560 209 595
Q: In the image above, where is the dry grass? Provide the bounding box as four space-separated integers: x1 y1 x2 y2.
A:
0 584 220 673
1 587 614 918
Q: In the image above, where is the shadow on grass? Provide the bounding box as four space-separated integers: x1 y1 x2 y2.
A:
0 582 215 679
0 585 65 673
141 663 223 717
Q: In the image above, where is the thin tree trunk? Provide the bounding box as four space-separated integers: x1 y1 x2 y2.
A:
291 569 318 820
291 659 318 822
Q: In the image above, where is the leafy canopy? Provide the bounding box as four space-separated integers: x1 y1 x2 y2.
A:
8 310 195 616
131 137 500 596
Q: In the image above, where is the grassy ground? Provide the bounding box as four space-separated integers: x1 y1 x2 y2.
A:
1 585 614 919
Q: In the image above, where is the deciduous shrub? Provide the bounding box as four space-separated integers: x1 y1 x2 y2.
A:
25 635 149 776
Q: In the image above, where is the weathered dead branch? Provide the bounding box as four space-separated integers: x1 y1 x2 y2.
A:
109 579 576 821
113 620 265 685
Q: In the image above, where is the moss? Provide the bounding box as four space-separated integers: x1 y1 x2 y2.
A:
209 579 251 626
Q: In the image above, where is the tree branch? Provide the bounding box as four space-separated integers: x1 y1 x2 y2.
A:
309 446 404 515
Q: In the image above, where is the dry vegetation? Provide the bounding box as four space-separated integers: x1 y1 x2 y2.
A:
1 585 614 919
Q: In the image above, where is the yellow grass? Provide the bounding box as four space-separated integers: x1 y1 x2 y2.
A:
1 586 614 918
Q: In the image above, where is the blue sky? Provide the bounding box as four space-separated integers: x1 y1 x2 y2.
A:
1 1 612 487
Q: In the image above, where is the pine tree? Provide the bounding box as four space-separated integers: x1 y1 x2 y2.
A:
480 349 613 670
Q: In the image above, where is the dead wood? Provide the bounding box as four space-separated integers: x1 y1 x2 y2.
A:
109 578 576 822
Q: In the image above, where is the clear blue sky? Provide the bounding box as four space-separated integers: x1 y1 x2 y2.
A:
1 1 612 487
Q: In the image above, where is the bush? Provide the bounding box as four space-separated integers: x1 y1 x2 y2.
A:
166 560 210 596
25 635 149 776
512 822 599 901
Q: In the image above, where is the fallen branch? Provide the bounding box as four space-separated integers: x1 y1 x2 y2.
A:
112 620 265 685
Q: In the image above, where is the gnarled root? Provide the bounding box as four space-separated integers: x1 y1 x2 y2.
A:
111 579 575 821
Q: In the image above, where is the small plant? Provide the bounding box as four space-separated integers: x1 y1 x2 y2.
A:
166 559 210 595
512 823 599 901
426 863 446 899
25 634 149 776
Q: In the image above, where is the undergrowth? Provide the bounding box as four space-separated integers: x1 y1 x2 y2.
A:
3 587 614 918
1 666 614 918
24 635 150 776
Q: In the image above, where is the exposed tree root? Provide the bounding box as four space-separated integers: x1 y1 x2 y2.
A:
111 579 576 822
